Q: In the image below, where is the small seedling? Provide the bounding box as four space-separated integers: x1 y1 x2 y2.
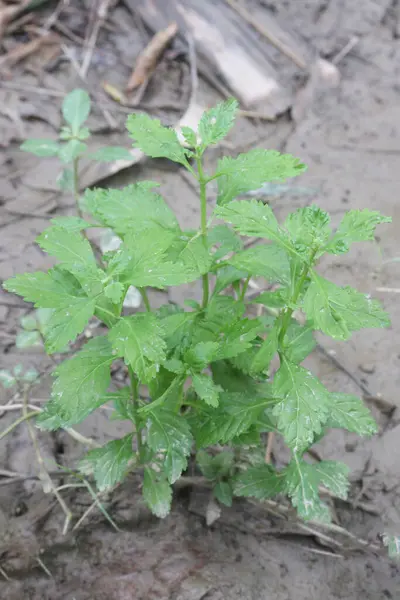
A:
4 95 395 548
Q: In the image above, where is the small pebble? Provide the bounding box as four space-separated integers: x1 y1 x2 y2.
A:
359 363 376 374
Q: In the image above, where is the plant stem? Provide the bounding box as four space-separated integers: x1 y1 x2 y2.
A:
72 157 83 218
196 156 209 308
139 288 151 312
239 275 251 302
128 366 143 461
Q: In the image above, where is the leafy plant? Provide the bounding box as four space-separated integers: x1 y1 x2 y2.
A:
4 96 393 534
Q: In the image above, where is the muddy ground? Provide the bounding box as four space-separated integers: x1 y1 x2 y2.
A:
0 0 399 598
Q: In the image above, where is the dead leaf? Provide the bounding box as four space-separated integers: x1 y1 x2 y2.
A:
0 0 30 42
0 33 60 70
126 21 178 92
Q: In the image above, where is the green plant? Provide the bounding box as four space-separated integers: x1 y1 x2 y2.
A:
4 97 392 527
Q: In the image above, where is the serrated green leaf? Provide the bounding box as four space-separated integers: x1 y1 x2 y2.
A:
304 273 391 340
217 318 264 360
180 126 197 147
192 390 274 448
213 481 233 506
215 200 297 259
326 209 392 255
109 314 166 383
215 149 306 206
3 270 80 308
166 232 212 277
272 357 330 453
382 533 400 558
198 98 238 148
327 393 378 435
58 139 87 163
228 243 290 285
234 464 285 499
313 461 350 499
185 341 219 371
37 337 114 429
16 330 41 348
208 224 243 261
50 216 92 232
104 281 124 304
284 321 316 364
192 373 222 407
147 408 193 483
90 146 133 162
36 226 96 271
284 205 331 253
44 295 97 353
20 139 60 157
143 468 172 518
160 310 197 352
80 434 134 491
251 324 279 375
62 89 91 134
83 182 178 237
284 458 331 523
127 112 189 166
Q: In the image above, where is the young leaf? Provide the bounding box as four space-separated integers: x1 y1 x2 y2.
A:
37 337 114 429
185 341 220 371
208 224 243 261
234 464 285 499
198 98 238 148
213 265 247 295
284 458 331 523
143 468 172 518
250 325 279 375
62 89 91 135
192 390 275 448
104 281 124 304
109 314 166 383
215 200 296 259
228 243 291 285
326 393 378 435
215 149 306 206
326 209 391 254
251 289 288 309
284 205 331 252
213 481 233 506
80 434 134 491
83 182 179 237
192 372 222 407
197 450 234 480
126 113 190 167
57 168 74 191
58 139 87 163
180 126 197 147
272 357 330 454
20 139 60 157
20 314 38 331
147 408 193 483
89 146 133 162
303 273 390 340
0 370 16 389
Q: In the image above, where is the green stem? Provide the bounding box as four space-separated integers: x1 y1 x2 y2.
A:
196 155 209 308
139 288 151 312
128 367 143 461
0 411 37 441
239 275 251 302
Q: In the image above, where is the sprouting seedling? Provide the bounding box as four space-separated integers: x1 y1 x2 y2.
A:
4 97 396 554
